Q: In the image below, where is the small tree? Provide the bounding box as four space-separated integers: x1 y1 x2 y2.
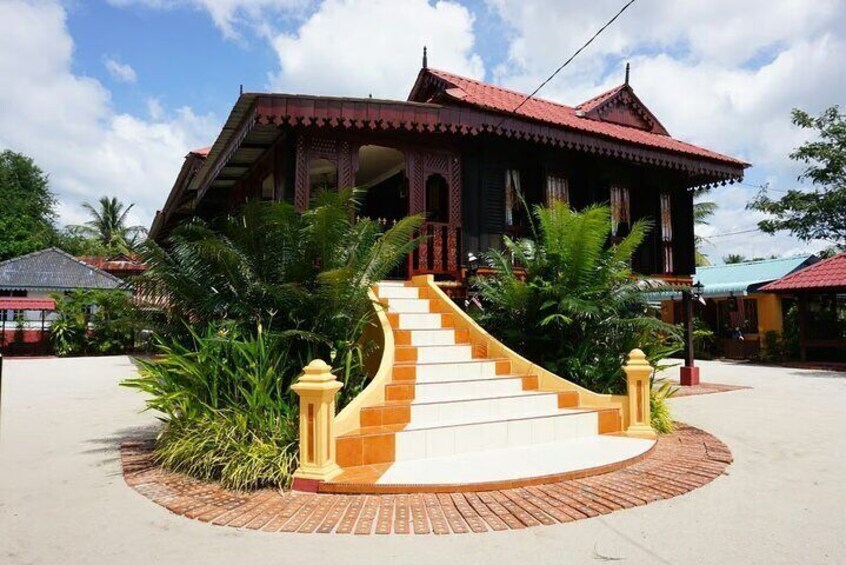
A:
748 106 846 250
0 150 58 260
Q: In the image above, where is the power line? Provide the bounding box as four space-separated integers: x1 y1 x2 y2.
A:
494 0 638 129
707 227 761 239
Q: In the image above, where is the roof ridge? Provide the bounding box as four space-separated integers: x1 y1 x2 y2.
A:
701 255 813 270
427 67 576 110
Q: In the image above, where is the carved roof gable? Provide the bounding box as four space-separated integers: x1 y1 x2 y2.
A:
577 85 669 136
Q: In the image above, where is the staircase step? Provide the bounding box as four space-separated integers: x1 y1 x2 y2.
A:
386 374 538 402
395 344 474 363
385 298 430 313
375 285 420 299
376 435 654 486
390 312 446 330
395 329 463 346
406 391 572 428
393 358 511 383
394 410 601 461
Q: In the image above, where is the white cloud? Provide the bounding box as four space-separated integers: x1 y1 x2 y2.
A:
103 56 137 83
0 1 219 231
107 0 308 40
487 0 846 260
269 0 484 98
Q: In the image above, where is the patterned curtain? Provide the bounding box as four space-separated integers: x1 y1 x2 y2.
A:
546 175 569 204
610 185 631 236
505 169 521 227
660 191 673 272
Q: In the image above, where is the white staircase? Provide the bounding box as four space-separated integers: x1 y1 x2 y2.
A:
331 281 654 488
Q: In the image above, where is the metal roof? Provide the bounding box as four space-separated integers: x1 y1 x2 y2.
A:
694 255 818 297
650 255 818 302
0 248 123 292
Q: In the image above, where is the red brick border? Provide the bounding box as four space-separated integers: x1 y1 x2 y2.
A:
121 423 731 535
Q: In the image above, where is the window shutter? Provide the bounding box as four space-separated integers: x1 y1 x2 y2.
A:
482 165 505 233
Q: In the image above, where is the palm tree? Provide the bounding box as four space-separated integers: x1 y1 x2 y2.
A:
723 253 746 264
71 196 146 253
473 202 679 394
693 199 718 266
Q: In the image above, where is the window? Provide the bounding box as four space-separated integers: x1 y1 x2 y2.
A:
610 185 631 237
261 173 275 201
308 158 338 192
0 290 26 297
660 191 673 273
505 169 521 227
425 174 449 223
546 175 569 205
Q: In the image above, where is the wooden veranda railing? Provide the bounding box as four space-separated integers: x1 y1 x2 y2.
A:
409 222 461 278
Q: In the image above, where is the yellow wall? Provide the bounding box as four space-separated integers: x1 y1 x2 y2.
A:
755 292 784 336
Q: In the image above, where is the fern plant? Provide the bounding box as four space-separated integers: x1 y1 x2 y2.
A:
474 201 681 395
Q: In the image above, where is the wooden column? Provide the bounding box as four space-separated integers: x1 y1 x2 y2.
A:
680 290 700 385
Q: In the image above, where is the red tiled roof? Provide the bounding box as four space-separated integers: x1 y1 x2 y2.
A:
190 146 211 158
421 68 747 167
0 297 55 310
78 255 146 273
761 252 846 292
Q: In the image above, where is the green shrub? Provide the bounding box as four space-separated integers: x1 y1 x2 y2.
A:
123 323 299 490
650 377 677 434
473 202 681 394
50 289 139 356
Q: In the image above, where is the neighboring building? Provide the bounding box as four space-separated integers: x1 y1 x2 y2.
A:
150 59 748 286
761 252 846 362
79 253 147 280
661 255 818 358
0 248 123 353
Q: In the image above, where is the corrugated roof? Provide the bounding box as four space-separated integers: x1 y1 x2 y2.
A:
695 255 817 297
760 252 846 292
0 248 123 291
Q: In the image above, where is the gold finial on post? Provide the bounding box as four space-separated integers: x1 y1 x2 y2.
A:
622 349 656 439
291 359 344 491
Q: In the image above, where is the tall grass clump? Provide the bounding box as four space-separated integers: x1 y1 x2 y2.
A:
124 323 299 489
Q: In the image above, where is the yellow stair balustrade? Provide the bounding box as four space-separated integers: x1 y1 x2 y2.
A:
291 359 343 492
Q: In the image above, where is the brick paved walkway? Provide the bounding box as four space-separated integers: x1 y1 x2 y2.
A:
668 381 751 398
121 423 731 535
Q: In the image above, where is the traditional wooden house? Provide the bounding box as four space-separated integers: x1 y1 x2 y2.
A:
150 60 748 285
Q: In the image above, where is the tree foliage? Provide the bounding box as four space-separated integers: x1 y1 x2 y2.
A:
693 199 718 266
748 106 846 248
0 150 58 260
70 196 147 253
473 202 680 395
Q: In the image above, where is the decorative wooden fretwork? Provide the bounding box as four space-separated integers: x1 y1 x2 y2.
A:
294 135 309 212
407 149 462 277
660 191 674 273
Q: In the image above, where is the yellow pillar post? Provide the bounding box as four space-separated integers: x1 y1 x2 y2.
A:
291 359 343 490
623 349 657 439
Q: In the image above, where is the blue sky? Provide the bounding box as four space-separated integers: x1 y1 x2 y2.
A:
2 0 844 262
